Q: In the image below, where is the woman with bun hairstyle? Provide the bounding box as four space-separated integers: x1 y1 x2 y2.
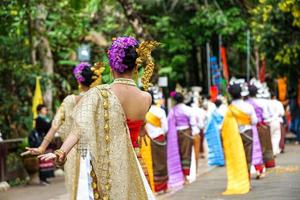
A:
23 62 104 200
221 83 254 195
144 90 169 193
39 36 158 200
167 91 199 186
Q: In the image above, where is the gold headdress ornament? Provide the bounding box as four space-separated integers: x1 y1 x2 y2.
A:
135 41 160 91
90 61 105 88
175 83 184 94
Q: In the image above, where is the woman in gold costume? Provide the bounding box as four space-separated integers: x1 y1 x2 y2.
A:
39 36 158 200
23 62 104 199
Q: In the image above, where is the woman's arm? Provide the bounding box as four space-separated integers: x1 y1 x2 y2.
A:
23 125 59 156
161 109 168 133
39 126 58 152
38 131 80 163
186 106 200 135
140 92 152 138
60 132 80 154
39 90 97 163
22 103 66 156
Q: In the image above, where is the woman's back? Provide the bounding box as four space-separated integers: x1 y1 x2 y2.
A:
111 83 151 147
111 84 151 121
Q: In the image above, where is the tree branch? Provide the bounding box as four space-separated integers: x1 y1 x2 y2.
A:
117 0 151 40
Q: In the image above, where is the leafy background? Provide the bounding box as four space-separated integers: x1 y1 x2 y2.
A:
0 0 299 138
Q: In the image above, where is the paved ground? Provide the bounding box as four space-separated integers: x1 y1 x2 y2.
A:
1 144 299 200
0 176 67 200
163 144 300 200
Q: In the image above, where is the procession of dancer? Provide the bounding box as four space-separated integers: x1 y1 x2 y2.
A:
23 36 290 200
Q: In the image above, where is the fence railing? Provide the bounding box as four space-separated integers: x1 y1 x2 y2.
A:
0 138 24 182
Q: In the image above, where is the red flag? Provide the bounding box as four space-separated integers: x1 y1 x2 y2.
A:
221 47 229 82
210 86 218 102
259 59 266 82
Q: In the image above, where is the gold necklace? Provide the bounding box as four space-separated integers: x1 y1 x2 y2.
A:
113 78 137 87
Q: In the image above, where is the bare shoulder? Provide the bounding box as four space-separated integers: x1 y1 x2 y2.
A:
141 91 152 103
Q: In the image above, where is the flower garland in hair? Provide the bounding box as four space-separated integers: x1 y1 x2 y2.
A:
108 36 139 73
136 41 160 91
108 36 159 90
90 62 105 88
73 62 91 83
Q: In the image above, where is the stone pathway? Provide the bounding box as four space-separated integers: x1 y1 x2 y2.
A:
163 144 300 200
0 176 67 200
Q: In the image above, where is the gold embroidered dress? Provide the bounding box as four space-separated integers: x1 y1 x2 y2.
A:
52 94 82 200
72 85 151 200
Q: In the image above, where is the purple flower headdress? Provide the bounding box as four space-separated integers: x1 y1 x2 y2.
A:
170 91 177 97
108 36 139 73
73 62 91 83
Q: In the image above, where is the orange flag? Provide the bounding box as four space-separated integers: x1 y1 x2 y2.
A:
259 59 266 82
277 77 287 102
221 47 229 83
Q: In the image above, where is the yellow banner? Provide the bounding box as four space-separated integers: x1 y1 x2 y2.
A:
32 77 43 123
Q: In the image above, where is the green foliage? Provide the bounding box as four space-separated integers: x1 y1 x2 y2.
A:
251 0 300 93
0 4 40 136
191 6 247 43
0 0 130 138
1 0 298 138
140 1 249 87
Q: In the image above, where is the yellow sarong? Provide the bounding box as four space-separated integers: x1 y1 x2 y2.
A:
221 105 250 195
140 111 162 191
140 135 155 191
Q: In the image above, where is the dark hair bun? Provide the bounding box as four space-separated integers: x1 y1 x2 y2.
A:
174 92 184 104
228 84 242 99
122 46 138 71
248 85 258 97
215 99 222 107
80 67 94 87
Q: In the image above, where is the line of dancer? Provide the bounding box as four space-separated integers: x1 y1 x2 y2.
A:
22 36 287 200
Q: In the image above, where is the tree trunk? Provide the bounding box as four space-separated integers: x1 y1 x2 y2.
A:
26 1 37 65
35 4 54 112
189 43 200 86
196 46 204 86
117 0 151 40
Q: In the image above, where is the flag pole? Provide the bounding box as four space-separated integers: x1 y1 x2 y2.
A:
247 30 251 81
206 42 211 94
219 35 222 70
